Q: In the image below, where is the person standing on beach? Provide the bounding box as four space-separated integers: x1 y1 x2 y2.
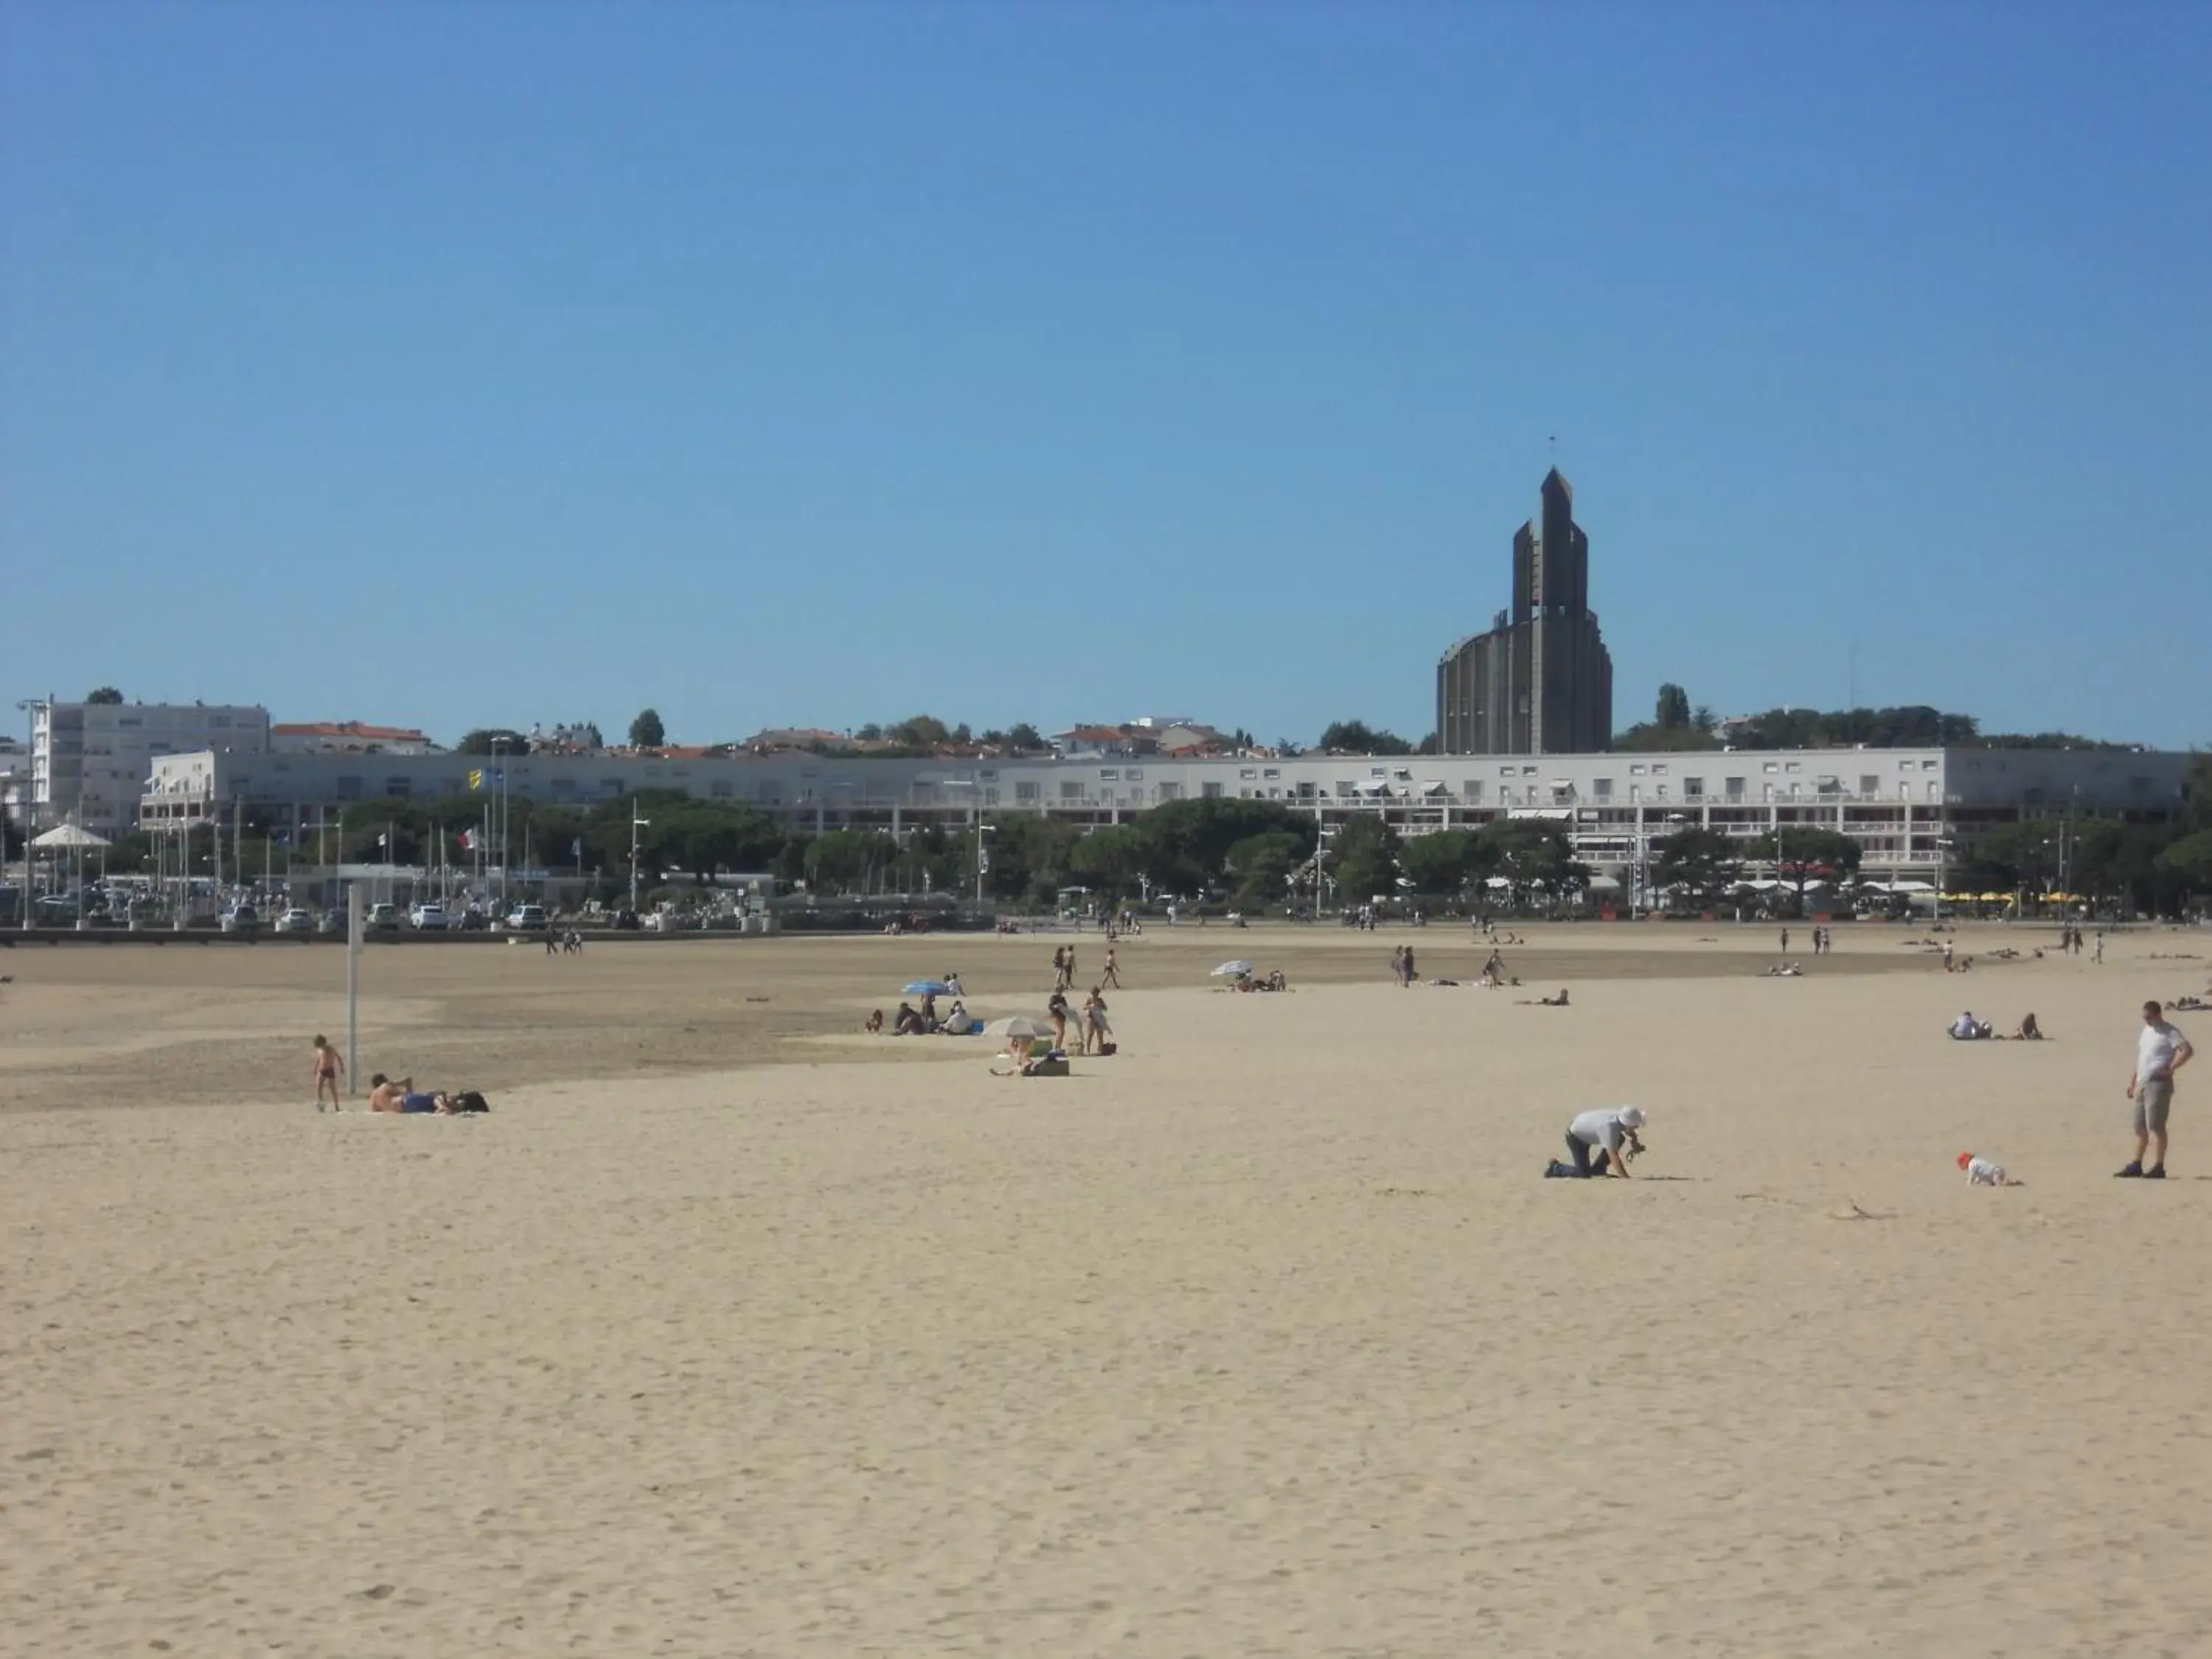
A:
1779 926 1790 956
1101 949 1120 989
2118 1001 2193 1178
311 1034 344 1111
2095 931 2105 964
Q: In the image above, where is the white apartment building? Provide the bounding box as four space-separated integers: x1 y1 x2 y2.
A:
139 742 2192 886
27 699 269 837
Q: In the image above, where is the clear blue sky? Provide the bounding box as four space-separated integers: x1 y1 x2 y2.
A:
4 2 2207 749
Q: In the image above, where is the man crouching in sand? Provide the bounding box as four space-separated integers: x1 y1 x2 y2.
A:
1545 1106 1647 1178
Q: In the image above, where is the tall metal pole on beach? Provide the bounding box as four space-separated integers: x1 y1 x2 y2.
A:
346 880 363 1097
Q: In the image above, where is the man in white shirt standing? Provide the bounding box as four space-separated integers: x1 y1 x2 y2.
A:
1545 1106 1647 1178
2118 1000 2194 1180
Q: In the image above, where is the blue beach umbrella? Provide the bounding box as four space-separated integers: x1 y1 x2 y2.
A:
902 979 953 995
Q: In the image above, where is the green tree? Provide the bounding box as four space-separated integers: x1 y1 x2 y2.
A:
629 709 667 748
1773 826 1862 914
1130 797 1317 895
1328 815 1401 905
1656 683 1691 731
982 813 1084 904
1652 826 1739 906
1004 723 1045 752
457 728 532 756
889 714 950 748
1223 830 1308 909
1068 824 1147 900
86 686 125 705
661 804 782 883
2156 829 2212 896
1480 819 1590 902
1398 828 1495 899
1950 820 2070 894
1318 720 1414 756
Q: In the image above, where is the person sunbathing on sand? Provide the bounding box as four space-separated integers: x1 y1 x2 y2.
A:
366 1074 451 1113
1515 989 1570 1006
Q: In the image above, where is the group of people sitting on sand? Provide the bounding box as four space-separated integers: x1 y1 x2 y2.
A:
1225 969 1290 992
870 995 981 1037
312 1036 488 1114
1948 1009 2043 1041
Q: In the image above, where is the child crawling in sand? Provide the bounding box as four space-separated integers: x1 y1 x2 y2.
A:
1958 1151 2023 1186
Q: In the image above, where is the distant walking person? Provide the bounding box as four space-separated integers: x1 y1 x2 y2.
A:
1100 949 1121 990
2095 931 2105 964
2118 1001 2194 1179
1779 927 1790 956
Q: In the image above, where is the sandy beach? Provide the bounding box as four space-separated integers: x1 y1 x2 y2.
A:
4 921 2211 1655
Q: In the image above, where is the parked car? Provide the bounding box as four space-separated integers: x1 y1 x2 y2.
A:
35 895 79 924
220 904 261 936
367 902 400 932
274 907 315 934
456 905 490 932
409 902 451 931
506 903 550 932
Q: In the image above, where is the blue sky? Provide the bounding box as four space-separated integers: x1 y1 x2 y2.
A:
4 2 2207 749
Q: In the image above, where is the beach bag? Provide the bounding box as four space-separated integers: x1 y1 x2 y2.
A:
1098 1041 1117 1057
1025 1056 1071 1077
451 1091 491 1114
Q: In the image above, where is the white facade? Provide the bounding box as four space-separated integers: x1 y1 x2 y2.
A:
139 742 2193 884
271 722 439 756
29 700 269 836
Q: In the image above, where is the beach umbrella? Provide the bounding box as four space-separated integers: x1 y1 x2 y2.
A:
1211 959 1255 978
984 1014 1056 1039
902 979 952 995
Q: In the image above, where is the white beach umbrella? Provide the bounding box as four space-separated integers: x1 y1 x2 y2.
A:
984 1014 1056 1039
1210 959 1255 977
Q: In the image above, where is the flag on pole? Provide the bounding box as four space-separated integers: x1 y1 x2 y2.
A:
460 828 479 851
571 838 582 858
467 769 484 791
377 834 389 849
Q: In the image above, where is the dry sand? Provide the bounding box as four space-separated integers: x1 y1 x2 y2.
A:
4 922 2211 1655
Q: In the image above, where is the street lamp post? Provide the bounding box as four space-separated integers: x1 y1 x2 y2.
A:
490 737 515 912
1934 836 1955 927
15 698 43 930
629 810 650 913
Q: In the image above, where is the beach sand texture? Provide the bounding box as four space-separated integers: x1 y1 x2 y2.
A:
4 924 2209 1655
